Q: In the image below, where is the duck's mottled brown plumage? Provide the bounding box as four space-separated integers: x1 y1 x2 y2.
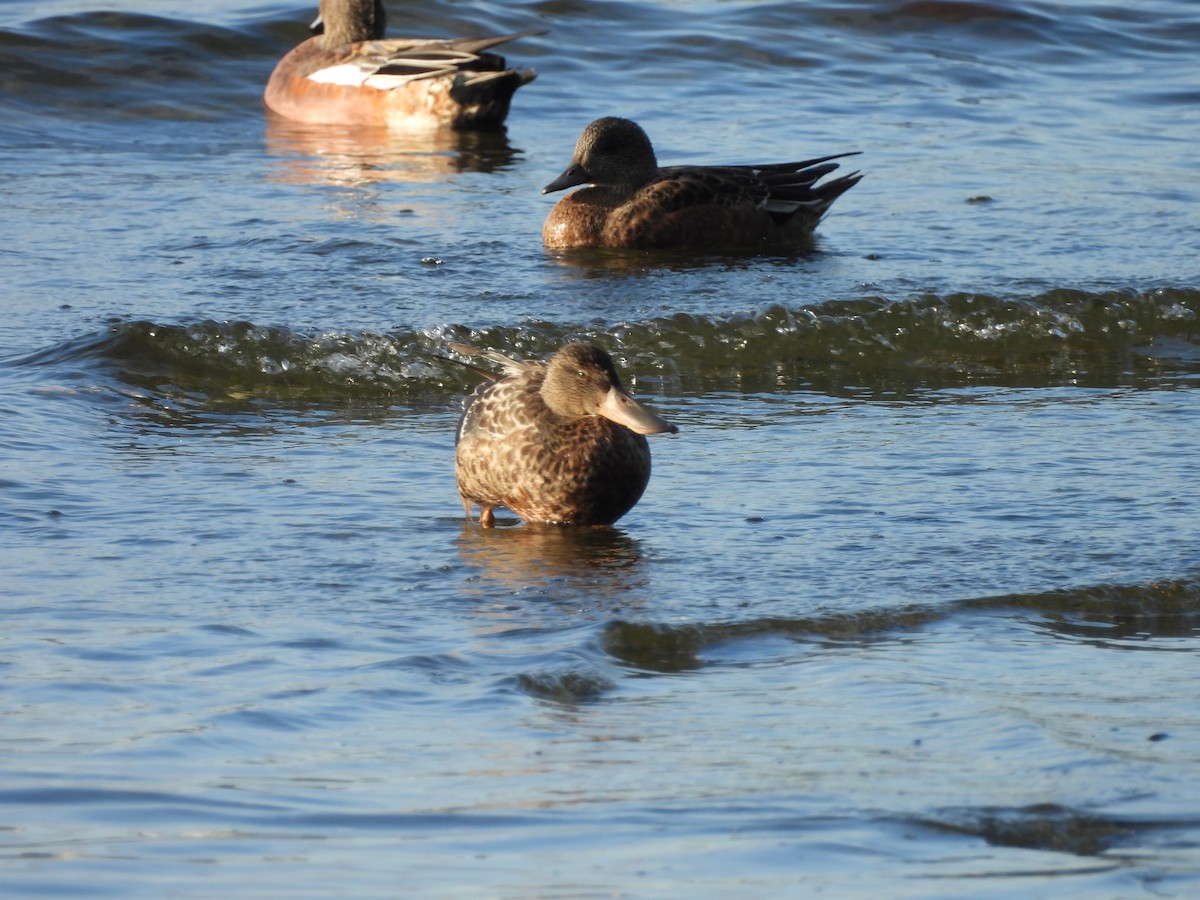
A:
264 0 539 130
542 117 862 250
452 342 677 527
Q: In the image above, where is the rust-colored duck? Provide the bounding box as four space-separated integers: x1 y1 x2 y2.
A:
265 0 539 130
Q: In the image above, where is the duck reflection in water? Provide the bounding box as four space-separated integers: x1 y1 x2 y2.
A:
264 118 519 187
455 523 647 605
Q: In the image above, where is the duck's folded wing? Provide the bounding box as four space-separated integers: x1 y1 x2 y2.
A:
751 152 863 214
649 151 858 210
307 33 542 89
637 166 768 213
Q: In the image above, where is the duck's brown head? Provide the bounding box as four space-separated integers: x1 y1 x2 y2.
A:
543 117 660 195
542 343 677 435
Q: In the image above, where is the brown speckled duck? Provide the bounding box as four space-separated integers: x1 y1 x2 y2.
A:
451 342 678 527
542 116 862 250
265 0 539 130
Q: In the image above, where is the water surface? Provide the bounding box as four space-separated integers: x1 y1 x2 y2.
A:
1 0 1199 895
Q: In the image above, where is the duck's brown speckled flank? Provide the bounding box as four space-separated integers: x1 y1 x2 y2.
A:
452 342 677 527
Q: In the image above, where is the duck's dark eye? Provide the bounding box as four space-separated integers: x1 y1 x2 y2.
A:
577 370 586 379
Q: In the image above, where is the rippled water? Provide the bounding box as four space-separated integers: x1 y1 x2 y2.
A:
2 0 1199 895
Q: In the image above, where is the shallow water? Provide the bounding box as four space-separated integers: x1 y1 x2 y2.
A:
2 0 1199 895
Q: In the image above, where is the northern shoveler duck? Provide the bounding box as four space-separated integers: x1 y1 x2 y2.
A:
451 342 678 527
264 0 540 130
542 116 862 250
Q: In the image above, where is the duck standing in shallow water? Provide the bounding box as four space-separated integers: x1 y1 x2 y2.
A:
542 117 862 250
264 0 539 130
451 342 678 527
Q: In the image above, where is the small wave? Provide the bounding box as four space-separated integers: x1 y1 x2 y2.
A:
0 11 274 124
601 576 1200 671
918 802 1198 858
10 319 458 405
8 288 1198 406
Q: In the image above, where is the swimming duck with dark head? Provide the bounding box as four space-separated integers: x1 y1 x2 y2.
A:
542 116 861 250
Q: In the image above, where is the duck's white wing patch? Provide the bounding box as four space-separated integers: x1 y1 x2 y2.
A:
307 64 375 88
307 61 458 91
